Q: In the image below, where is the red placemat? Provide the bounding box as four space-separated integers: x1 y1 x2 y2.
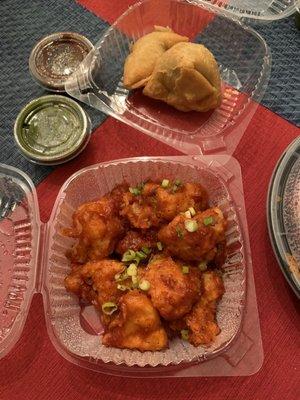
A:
0 104 299 400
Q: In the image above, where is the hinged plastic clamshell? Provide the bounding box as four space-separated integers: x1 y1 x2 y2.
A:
66 0 271 156
0 156 263 377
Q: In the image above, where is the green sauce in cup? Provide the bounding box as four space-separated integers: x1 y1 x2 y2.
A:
14 95 91 165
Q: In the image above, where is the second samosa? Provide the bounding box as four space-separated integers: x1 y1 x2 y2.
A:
143 42 221 112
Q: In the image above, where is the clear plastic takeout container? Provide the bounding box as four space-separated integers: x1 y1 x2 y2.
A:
0 156 263 377
198 0 300 23
65 0 271 156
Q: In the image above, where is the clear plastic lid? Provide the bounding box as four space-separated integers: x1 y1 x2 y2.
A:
0 156 263 376
0 164 40 359
197 0 300 23
65 0 271 156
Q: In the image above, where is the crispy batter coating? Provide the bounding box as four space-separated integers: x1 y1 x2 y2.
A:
123 26 189 89
143 255 200 320
102 290 168 351
120 181 208 229
64 180 228 351
64 259 125 325
143 42 221 112
186 271 224 345
158 207 226 262
115 229 157 255
156 182 208 219
63 185 128 263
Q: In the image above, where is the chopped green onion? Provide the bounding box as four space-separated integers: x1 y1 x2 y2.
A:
184 220 198 232
157 241 163 251
174 179 182 186
139 279 151 291
131 275 139 287
198 261 207 271
102 302 118 315
141 246 151 255
181 329 189 341
127 263 137 276
176 226 184 239
117 284 128 291
129 187 141 196
136 250 147 259
203 216 214 226
189 207 196 217
161 179 170 188
185 210 192 219
115 271 128 282
122 249 136 262
182 265 189 274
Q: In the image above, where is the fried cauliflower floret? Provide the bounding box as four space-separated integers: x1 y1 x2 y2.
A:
186 271 224 346
115 230 157 255
63 185 128 263
64 263 98 305
156 182 208 219
158 207 227 262
102 290 168 351
120 181 208 229
64 259 125 325
143 255 200 320
120 182 161 229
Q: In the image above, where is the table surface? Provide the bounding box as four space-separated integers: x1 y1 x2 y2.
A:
0 1 299 400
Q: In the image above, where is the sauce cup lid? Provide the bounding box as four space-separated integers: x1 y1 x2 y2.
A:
29 32 93 92
14 95 91 165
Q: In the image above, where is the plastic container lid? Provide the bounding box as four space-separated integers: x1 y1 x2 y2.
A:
29 32 93 92
65 0 271 156
14 95 91 165
197 0 300 23
0 156 263 376
267 137 300 298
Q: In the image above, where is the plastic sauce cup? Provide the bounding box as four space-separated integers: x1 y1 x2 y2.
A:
29 32 93 92
14 95 91 165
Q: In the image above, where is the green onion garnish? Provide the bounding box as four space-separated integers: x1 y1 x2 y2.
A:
185 210 192 219
141 246 151 255
203 216 214 226
102 302 118 315
161 179 170 188
198 261 207 271
136 250 147 259
139 280 151 291
184 220 198 232
174 179 182 186
117 284 128 291
127 263 137 277
131 275 139 287
176 226 184 239
157 242 163 251
115 271 128 282
122 249 136 262
181 329 189 341
182 266 189 274
129 187 141 196
189 207 196 217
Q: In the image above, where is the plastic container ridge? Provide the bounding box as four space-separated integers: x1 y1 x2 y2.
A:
0 156 263 377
